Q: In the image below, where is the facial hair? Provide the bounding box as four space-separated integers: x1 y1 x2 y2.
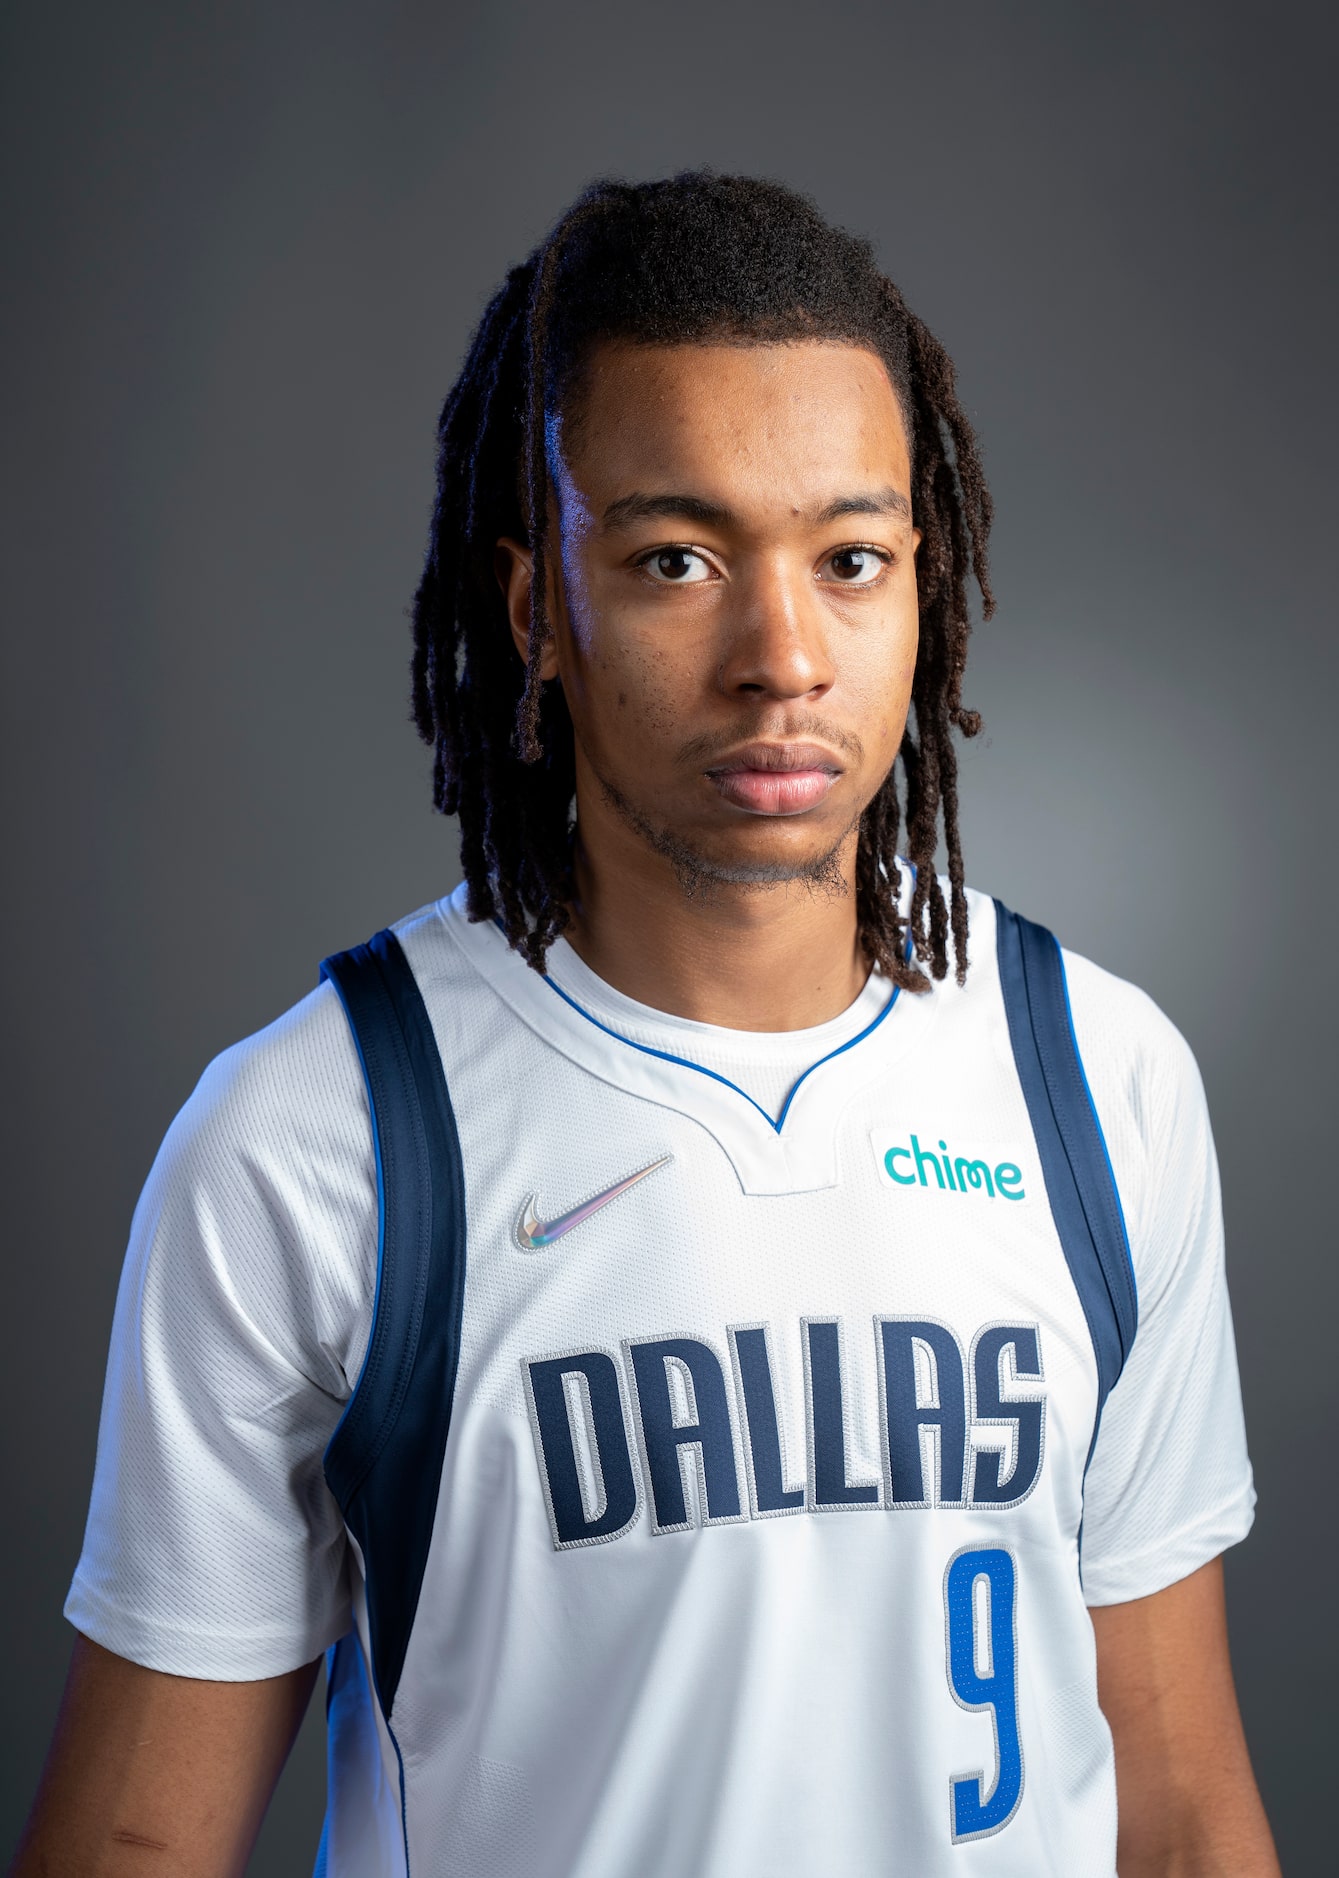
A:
592 770 864 903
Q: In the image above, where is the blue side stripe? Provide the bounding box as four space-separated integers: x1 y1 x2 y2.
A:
1058 952 1138 1311
541 973 900 1132
319 930 468 1740
994 901 1137 1461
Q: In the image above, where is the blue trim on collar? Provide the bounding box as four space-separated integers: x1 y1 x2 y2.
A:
539 972 901 1136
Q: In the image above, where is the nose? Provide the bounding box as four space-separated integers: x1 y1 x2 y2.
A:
717 556 835 703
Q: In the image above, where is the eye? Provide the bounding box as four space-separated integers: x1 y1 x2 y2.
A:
822 546 888 586
640 546 715 584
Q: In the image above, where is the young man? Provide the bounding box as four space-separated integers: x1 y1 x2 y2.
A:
17 175 1277 1875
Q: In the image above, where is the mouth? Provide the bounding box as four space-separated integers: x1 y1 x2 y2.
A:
705 742 843 817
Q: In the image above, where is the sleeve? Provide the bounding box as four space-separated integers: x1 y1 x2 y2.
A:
1065 956 1256 1606
64 981 378 1679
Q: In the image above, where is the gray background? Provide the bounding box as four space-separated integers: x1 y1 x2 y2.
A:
3 1 1334 1870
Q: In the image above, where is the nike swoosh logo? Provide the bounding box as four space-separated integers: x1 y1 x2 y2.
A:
515 1155 673 1252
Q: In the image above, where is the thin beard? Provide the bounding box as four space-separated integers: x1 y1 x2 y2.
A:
594 773 860 903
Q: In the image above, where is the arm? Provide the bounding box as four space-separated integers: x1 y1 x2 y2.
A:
1092 1557 1278 1876
10 1634 319 1878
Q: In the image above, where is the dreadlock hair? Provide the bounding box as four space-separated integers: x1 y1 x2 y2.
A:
410 172 993 989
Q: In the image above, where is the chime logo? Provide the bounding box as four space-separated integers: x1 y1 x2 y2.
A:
872 1132 1027 1201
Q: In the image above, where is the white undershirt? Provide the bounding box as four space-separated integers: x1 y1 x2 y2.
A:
543 939 893 1123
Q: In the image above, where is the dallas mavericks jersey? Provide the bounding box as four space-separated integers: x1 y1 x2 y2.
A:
66 882 1255 1877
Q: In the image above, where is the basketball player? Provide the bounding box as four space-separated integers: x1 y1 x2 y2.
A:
14 175 1279 1875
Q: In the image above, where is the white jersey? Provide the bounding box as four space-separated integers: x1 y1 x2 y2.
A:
67 882 1254 1876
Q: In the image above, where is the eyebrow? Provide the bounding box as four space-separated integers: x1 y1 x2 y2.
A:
601 485 912 531
602 492 732 530
815 485 912 524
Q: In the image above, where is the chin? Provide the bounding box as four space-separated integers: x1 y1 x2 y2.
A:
658 824 854 895
599 771 856 891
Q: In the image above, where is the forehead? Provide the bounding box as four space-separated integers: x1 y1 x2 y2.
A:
556 340 911 510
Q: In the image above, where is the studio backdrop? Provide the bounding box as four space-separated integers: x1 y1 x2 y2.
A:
2 2 1334 1870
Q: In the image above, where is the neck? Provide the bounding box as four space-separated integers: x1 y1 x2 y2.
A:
561 801 869 1033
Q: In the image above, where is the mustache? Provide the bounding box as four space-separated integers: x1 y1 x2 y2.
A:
677 715 866 768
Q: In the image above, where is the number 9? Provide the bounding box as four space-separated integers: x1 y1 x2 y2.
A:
944 1546 1024 1840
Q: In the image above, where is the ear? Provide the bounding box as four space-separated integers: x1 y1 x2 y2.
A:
495 538 560 680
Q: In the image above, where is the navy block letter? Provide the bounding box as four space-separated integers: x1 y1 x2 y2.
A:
878 1318 967 1506
525 1351 639 1547
731 1326 804 1515
806 1320 880 1508
971 1326 1045 1505
628 1338 742 1531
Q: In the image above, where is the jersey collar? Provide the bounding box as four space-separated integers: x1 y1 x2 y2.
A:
431 887 942 1196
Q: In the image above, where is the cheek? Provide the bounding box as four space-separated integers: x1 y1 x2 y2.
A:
849 601 918 737
887 587 920 699
560 565 705 724
558 603 685 760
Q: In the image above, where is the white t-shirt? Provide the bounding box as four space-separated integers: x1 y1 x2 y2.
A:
67 882 1254 1876
546 936 892 1123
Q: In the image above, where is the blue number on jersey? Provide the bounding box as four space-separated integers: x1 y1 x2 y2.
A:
944 1547 1023 1840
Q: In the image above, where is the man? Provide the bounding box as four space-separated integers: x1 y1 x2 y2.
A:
15 174 1278 1874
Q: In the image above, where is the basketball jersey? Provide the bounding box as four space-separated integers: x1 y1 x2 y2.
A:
66 882 1255 1876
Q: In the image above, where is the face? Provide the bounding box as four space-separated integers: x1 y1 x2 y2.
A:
500 340 920 892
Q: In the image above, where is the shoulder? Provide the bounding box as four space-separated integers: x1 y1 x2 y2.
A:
132 923 447 1392
945 884 1199 1088
173 893 462 1162
1058 938 1206 1167
961 886 1215 1292
961 883 1202 1126
389 883 500 1006
166 974 370 1188
1052 930 1215 1296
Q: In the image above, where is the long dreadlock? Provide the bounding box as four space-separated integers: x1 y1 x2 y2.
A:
410 172 993 988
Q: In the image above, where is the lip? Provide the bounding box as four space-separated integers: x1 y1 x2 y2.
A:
705 741 843 817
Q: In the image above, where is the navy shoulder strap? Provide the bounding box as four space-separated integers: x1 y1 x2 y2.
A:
319 928 467 1719
994 901 1137 1444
